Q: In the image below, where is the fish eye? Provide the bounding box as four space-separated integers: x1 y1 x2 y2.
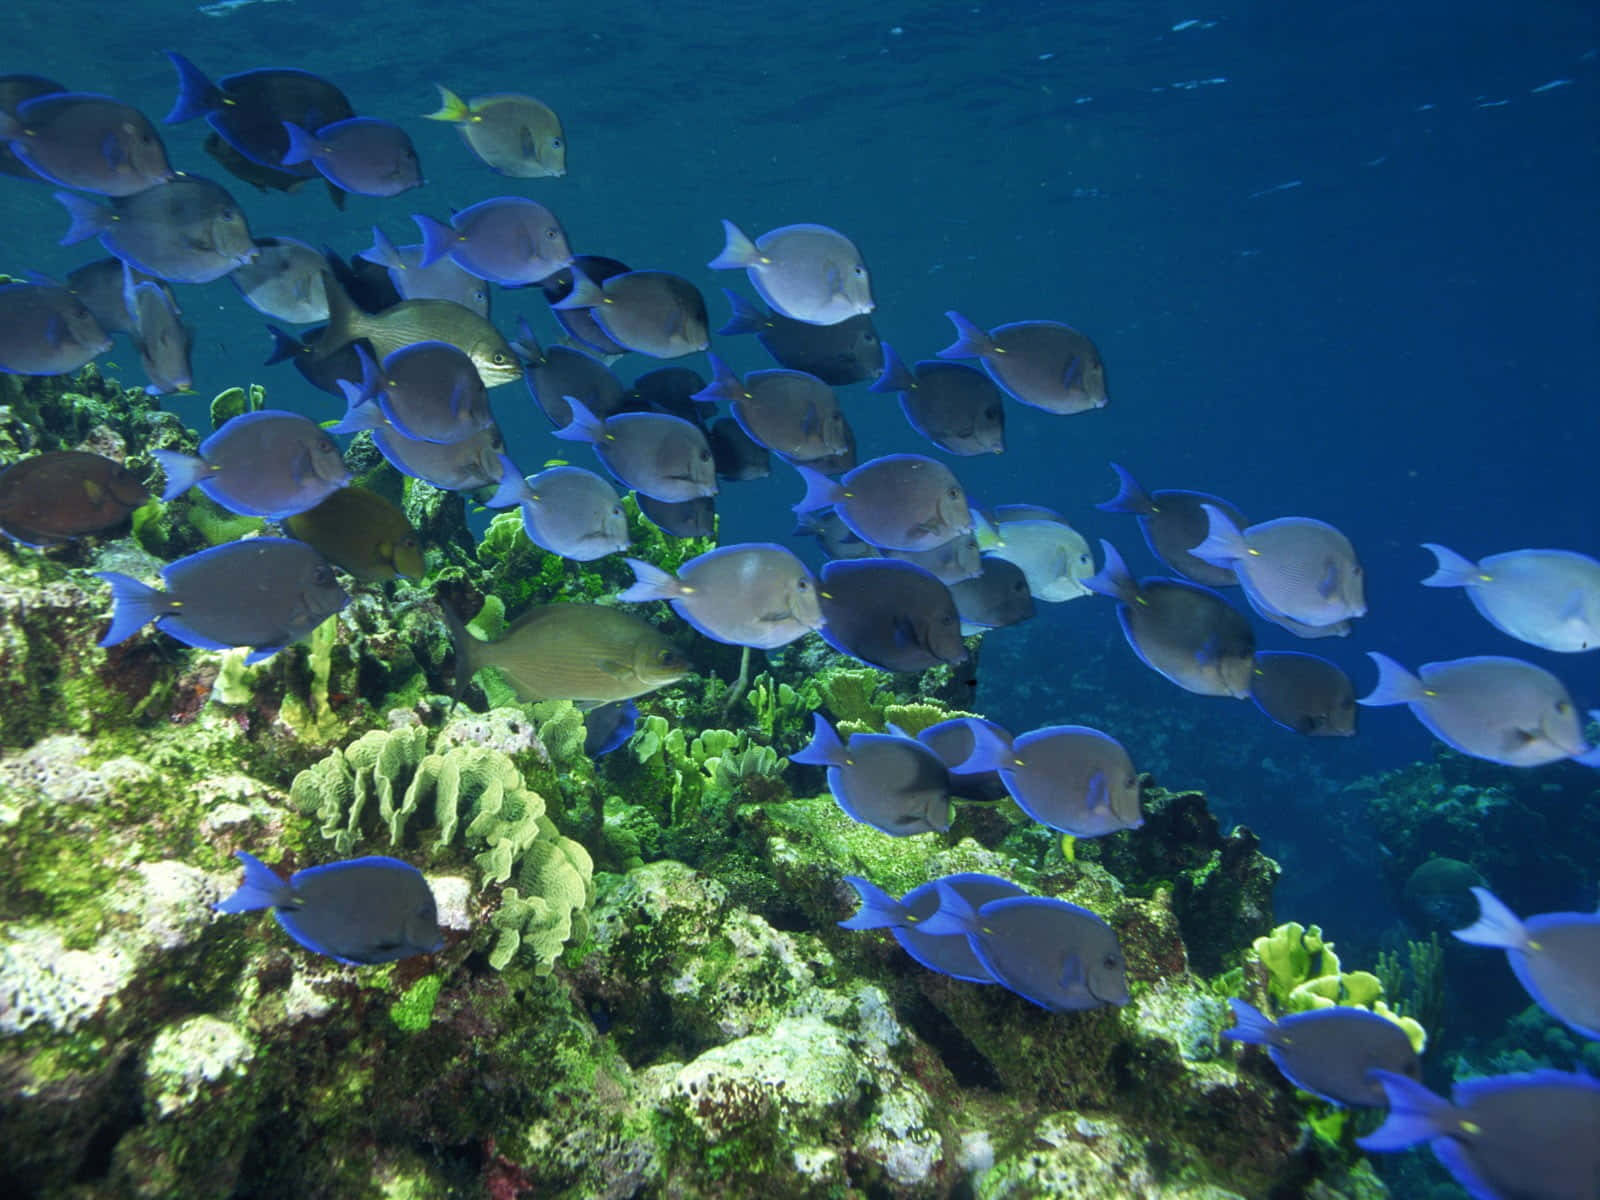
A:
221 208 236 220
945 487 960 499
492 352 509 364
551 137 563 148
853 265 865 276
545 228 559 240
1103 954 1121 970
796 578 811 591
1556 700 1572 714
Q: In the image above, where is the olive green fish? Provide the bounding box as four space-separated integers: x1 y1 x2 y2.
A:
314 272 519 387
284 486 425 582
426 85 565 179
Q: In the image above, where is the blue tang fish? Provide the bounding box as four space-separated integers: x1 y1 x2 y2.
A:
583 700 639 759
152 409 350 518
1454 887 1600 1040
216 850 442 966
958 719 1143 838
839 873 1027 984
1222 999 1420 1107
791 713 951 836
1421 542 1600 653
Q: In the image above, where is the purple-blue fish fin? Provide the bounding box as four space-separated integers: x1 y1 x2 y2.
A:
1354 1071 1455 1151
1190 503 1249 569
715 288 766 336
1220 998 1281 1046
1083 539 1137 603
1085 770 1110 815
327 398 386 436
838 876 907 930
952 718 1016 777
99 131 126 169
706 219 761 271
1431 1137 1503 1200
790 463 841 515
1453 887 1529 951
790 712 848 768
279 121 317 167
263 325 303 365
1094 462 1154 515
214 850 294 913
484 456 530 509
54 191 108 246
1316 560 1339 599
359 225 404 270
1060 354 1082 389
149 448 213 501
935 310 988 360
552 267 603 311
242 643 288 665
162 51 220 124
1419 542 1480 588
913 879 978 937
693 351 743 407
869 341 916 394
551 396 607 445
1358 652 1427 707
616 558 683 604
94 570 169 646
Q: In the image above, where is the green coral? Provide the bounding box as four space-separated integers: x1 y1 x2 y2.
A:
490 823 593 972
1250 922 1427 1053
745 673 814 742
529 699 586 766
208 383 266 430
389 974 444 1033
805 667 890 728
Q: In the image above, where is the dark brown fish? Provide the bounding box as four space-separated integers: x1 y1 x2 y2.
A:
0 451 149 547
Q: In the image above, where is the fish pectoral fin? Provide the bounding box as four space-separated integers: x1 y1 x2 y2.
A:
1085 770 1110 814
595 657 632 680
1061 354 1082 388
1193 634 1220 666
1317 560 1340 598
1058 952 1087 992
1559 588 1586 622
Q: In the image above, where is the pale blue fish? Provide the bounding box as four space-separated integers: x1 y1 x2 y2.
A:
229 236 329 324
1249 651 1357 736
65 257 149 335
360 227 490 315
415 197 572 286
516 321 629 427
937 311 1107 414
1192 505 1365 629
793 454 971 552
1359 1069 1600 1200
555 268 709 359
817 558 966 673
216 850 441 965
0 91 173 195
552 397 717 502
1454 887 1600 1040
916 883 1130 1012
790 713 951 836
373 423 508 493
1358 652 1589 767
153 410 349 518
958 719 1143 837
333 341 492 445
541 256 631 357
917 717 1011 802
707 219 873 326
1222 999 1420 1107
792 508 871 560
1421 543 1600 653
96 536 348 663
282 117 422 197
838 873 1028 983
619 543 821 649
871 343 1005 456
55 175 257 283
0 282 110 376
1094 462 1244 588
126 278 193 396
884 531 982 584
489 462 629 561
973 509 1095 601
638 494 716 539
697 353 850 464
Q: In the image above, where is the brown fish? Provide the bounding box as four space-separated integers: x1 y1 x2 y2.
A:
284 486 424 582
0 450 150 547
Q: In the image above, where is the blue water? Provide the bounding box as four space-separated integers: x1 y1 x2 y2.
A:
2 0 1597 1183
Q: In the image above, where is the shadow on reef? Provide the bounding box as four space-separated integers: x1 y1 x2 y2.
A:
0 365 1393 1198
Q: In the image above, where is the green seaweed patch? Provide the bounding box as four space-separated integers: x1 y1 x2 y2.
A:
389 973 443 1033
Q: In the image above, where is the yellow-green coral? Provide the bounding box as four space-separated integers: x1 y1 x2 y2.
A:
529 699 587 765
491 823 593 972
806 668 889 728
1250 922 1427 1053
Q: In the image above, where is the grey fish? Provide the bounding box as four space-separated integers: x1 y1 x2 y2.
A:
1249 651 1357 736
65 257 152 335
373 424 508 493
619 543 821 649
541 256 631 356
916 718 1012 803
316 273 519 387
792 509 872 560
791 714 951 836
698 354 849 464
918 885 1130 1012
806 421 859 476
332 341 492 445
818 558 966 672
958 720 1143 838
718 288 883 385
1095 463 1245 588
96 536 348 663
1084 540 1256 699
425 85 565 178
885 532 983 584
628 367 713 427
972 511 1095 601
1358 652 1588 767
1455 887 1600 1040
490 464 629 561
264 324 371 398
0 75 64 182
153 410 349 518
445 601 692 703
230 236 329 324
794 453 972 552
55 175 257 284
1421 542 1600 653
872 344 1005 456
0 91 172 196
515 320 628 426
638 493 716 539
415 197 572 286
1193 506 1366 630
950 555 1035 633
216 851 441 966
359 227 490 316
1360 1069 1600 1200
126 278 193 395
708 220 873 326
557 269 709 359
1223 1000 1420 1107
0 282 110 376
283 117 422 197
839 874 1028 982
938 311 1107 414
0 450 149 549
553 398 717 503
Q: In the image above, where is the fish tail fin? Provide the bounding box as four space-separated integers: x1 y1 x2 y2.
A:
1190 503 1249 568
1419 542 1481 588
149 448 213 501
279 121 317 167
936 310 991 360
1220 998 1280 1046
412 213 456 268
359 225 404 270
690 351 742 408
1083 539 1137 603
326 396 385 436
54 191 107 246
263 324 303 365
509 314 541 363
707 219 762 271
551 396 606 445
838 876 907 930
790 712 848 767
969 506 1002 551
715 288 766 336
912 879 978 937
317 269 367 352
552 267 603 311
1355 1072 1454 1152
790 464 841 515
1094 462 1154 515
484 455 530 508
1358 652 1426 707
213 850 293 913
868 341 916 395
424 83 472 123
93 570 169 647
162 50 221 124
0 111 18 141
952 718 1016 775
616 558 684 604
436 599 481 699
1452 887 1528 950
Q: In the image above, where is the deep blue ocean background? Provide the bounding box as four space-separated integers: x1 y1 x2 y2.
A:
2 0 1596 1164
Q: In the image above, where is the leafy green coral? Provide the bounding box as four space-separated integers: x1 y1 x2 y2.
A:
1251 921 1427 1052
744 673 814 742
